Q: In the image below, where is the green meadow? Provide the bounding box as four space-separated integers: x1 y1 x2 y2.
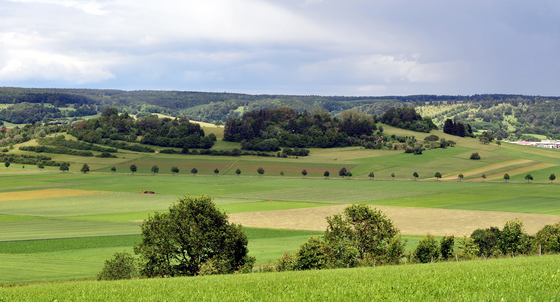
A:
1 125 560 286
2 255 559 301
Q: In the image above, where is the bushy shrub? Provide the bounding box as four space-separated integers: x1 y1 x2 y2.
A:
97 251 139 281
534 223 560 254
414 235 440 263
440 236 455 260
471 227 500 257
275 252 296 272
295 237 330 270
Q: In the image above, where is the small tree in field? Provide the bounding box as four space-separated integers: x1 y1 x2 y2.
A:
130 164 137 174
81 163 90 174
4 162 9 168
38 162 45 170
458 174 464 181
151 165 159 175
191 168 198 176
549 174 556 183
60 162 70 172
301 169 307 177
481 174 486 181
346 172 353 178
111 166 116 173
525 174 533 183
214 168 220 175
434 172 442 181
339 167 347 178
470 152 481 160
280 171 284 176
324 171 330 178
171 166 179 175
413 172 419 180
257 167 265 176
391 173 395 180
235 168 241 176
504 173 510 182
368 172 374 180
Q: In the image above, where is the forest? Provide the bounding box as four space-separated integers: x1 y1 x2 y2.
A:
4 87 560 140
222 107 383 150
67 108 215 149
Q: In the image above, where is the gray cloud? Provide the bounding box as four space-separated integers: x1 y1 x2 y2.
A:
1 0 559 95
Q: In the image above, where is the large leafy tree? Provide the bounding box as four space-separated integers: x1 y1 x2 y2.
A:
324 204 405 265
134 194 254 277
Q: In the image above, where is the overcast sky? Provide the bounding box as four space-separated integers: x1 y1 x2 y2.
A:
1 0 559 96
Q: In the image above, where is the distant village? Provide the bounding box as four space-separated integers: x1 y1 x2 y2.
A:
506 140 560 149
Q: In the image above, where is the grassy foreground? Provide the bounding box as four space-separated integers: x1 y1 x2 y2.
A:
1 255 559 301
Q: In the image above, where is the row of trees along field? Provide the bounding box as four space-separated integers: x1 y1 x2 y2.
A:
97 196 560 281
67 108 216 149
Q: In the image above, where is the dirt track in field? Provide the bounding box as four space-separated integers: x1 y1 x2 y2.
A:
228 205 560 236
441 159 533 180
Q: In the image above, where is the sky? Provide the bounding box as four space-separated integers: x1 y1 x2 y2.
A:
1 0 559 96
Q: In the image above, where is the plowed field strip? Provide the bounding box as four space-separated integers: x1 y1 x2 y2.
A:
441 159 533 180
228 205 560 236
479 163 557 181
0 189 107 202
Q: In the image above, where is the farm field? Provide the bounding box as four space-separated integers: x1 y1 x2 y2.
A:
2 255 559 301
2 125 560 285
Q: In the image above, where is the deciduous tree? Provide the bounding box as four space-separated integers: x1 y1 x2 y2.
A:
81 163 90 174
191 168 198 176
504 173 510 182
549 174 556 183
171 166 179 175
434 172 442 181
235 168 241 176
413 172 419 180
257 167 265 176
151 165 159 175
134 194 254 277
130 164 137 174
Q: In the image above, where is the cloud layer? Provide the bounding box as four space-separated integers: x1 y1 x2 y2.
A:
1 0 559 95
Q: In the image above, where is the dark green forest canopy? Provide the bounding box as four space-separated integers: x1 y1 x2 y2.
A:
222 107 382 150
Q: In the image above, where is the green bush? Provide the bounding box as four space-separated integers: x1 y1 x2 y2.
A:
275 252 296 272
414 235 440 263
97 251 139 281
295 237 330 270
534 223 560 254
440 236 455 260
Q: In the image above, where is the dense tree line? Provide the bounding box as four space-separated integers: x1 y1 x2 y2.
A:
442 119 474 137
19 145 94 157
223 107 379 150
0 153 60 166
379 107 438 133
68 108 214 149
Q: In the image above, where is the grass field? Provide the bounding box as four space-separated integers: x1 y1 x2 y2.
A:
2 255 559 301
2 124 560 286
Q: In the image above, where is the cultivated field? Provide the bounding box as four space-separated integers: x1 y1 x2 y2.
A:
2 124 560 285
